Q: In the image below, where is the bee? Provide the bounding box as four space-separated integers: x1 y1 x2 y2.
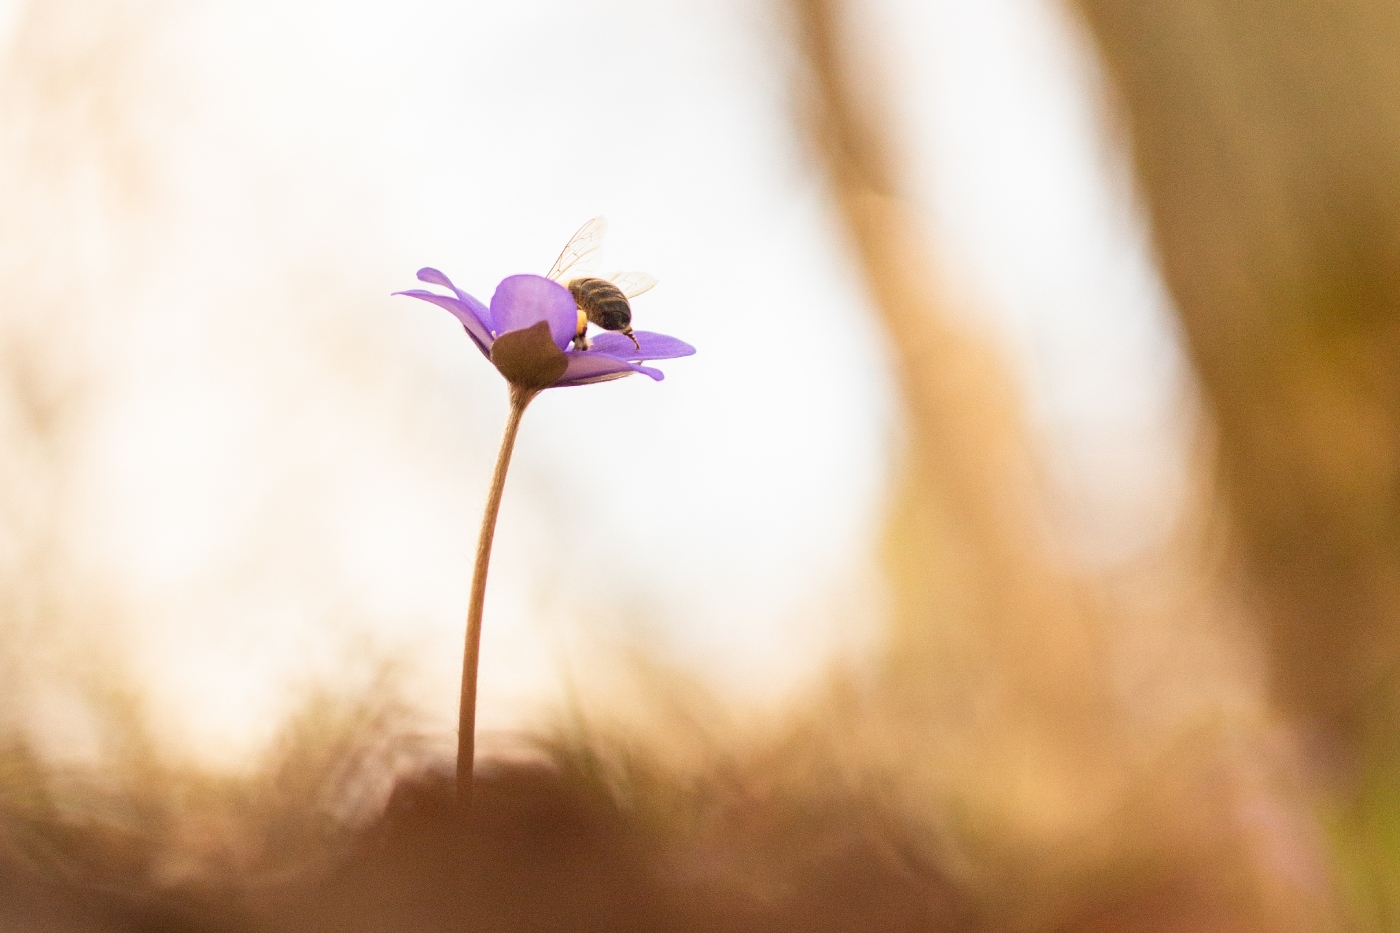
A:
546 217 657 351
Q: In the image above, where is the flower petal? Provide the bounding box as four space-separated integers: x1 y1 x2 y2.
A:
588 330 696 362
555 351 664 387
393 289 493 356
416 268 493 330
490 274 578 349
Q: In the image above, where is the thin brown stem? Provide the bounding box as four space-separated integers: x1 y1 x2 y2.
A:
458 384 535 814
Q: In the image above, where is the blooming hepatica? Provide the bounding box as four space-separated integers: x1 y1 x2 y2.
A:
395 269 694 391
394 240 694 814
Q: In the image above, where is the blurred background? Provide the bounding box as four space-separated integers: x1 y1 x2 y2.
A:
1 0 1398 931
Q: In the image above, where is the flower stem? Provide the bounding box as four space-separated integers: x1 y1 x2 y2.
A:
458 384 535 814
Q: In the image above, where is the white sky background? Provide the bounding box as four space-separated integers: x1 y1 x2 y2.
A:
0 0 1189 769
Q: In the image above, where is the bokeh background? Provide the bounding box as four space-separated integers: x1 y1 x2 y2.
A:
2 0 1398 931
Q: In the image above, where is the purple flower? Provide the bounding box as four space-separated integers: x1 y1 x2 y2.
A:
395 269 694 391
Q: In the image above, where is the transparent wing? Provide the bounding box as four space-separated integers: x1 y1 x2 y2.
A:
606 271 658 300
546 216 607 283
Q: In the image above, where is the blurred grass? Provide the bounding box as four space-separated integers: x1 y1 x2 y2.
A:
0 688 988 933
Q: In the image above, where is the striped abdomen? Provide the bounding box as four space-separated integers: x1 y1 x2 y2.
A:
568 277 632 332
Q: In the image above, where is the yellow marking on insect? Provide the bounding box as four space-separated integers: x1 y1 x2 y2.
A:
575 307 588 336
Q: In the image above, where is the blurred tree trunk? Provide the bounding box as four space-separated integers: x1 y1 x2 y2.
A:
788 0 1354 929
1072 0 1400 748
1072 1 1400 924
788 0 1125 869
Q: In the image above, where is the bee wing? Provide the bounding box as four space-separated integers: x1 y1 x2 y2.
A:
606 271 658 299
546 216 607 283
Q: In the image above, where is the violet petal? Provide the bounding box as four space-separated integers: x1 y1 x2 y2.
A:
416 268 493 330
393 289 494 356
490 274 578 349
589 330 696 362
555 351 664 387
